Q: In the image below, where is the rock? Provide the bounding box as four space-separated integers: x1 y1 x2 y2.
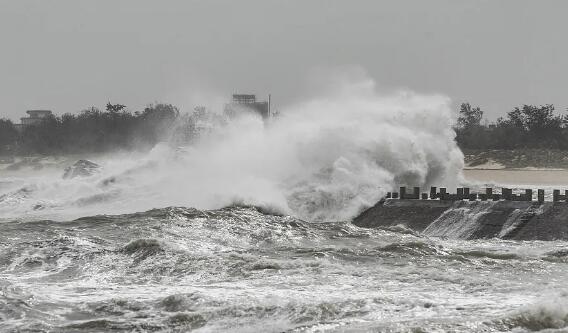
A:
62 160 100 179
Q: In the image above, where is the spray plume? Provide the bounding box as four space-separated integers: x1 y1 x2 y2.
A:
0 73 463 221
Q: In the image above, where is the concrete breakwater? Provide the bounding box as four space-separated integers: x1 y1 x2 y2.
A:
387 186 568 202
354 187 568 240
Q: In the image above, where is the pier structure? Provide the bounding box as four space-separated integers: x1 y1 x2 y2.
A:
357 186 568 241
386 186 565 203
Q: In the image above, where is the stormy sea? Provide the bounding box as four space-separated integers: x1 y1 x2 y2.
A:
2 84 568 332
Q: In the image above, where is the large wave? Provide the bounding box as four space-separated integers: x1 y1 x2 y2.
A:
0 74 463 221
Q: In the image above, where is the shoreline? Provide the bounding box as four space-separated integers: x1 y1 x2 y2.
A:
463 168 568 186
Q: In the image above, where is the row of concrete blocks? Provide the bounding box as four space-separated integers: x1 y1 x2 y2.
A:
385 186 567 203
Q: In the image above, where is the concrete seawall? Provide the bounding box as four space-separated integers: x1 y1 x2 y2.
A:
353 199 568 240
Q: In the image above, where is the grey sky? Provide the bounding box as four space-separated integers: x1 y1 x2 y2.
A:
1 0 566 121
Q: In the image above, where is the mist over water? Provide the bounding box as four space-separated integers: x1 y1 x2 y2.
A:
0 76 463 221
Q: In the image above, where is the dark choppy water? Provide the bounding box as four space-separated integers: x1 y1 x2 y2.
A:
2 206 568 332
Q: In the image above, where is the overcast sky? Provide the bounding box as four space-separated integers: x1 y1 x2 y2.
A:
1 0 566 121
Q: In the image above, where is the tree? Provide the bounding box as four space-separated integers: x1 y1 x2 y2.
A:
455 103 487 149
20 114 61 154
106 102 126 113
457 103 483 129
136 103 180 145
501 104 566 148
0 119 18 154
141 103 179 121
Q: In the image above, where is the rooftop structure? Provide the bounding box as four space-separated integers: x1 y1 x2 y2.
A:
224 94 271 119
26 110 52 118
232 94 257 104
15 110 53 132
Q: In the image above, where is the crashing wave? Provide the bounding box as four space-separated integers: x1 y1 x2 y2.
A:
492 293 568 331
0 73 463 222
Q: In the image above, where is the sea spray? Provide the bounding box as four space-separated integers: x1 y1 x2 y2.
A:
0 74 463 221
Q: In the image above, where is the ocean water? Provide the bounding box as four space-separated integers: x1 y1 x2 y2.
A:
2 80 566 331
2 204 568 332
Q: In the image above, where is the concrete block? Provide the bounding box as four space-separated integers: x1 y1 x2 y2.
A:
413 187 420 199
439 188 447 200
503 188 512 201
430 186 437 199
525 189 533 202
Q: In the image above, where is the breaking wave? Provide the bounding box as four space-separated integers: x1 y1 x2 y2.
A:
492 293 568 331
0 73 462 221
3 206 568 331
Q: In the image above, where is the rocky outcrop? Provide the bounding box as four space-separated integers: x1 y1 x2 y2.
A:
62 160 100 179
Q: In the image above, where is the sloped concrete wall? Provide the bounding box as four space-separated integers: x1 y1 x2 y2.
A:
353 199 568 240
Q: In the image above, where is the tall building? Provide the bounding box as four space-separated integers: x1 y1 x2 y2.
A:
224 94 270 119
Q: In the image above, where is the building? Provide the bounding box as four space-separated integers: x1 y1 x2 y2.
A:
14 110 53 132
21 110 53 126
223 94 271 119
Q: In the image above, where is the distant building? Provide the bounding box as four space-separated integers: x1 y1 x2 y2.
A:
15 110 53 132
224 94 271 119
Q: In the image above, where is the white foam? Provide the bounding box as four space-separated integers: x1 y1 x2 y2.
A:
0 71 463 221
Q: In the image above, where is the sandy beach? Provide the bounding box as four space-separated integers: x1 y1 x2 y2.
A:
464 168 568 186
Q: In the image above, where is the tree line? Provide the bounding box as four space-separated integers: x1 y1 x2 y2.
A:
0 103 180 155
2 101 568 156
456 103 568 150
